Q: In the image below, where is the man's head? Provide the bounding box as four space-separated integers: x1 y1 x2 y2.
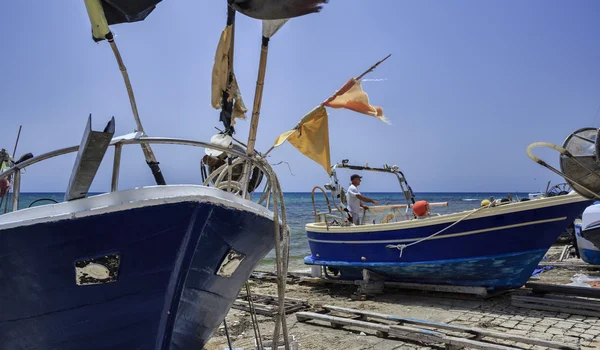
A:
350 174 362 186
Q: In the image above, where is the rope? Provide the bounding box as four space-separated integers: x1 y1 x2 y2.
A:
386 203 492 258
207 156 291 349
245 282 263 350
223 318 233 350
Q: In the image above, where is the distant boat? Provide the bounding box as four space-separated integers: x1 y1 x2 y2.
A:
303 161 592 290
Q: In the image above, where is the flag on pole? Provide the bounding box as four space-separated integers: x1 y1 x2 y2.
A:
273 106 331 175
323 78 390 125
211 25 248 124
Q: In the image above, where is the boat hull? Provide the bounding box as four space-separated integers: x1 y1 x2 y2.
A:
0 186 275 350
304 194 591 289
575 221 600 265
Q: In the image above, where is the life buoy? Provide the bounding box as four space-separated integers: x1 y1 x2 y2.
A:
413 200 430 217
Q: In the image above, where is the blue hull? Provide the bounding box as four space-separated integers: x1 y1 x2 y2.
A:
305 198 591 289
575 222 600 265
0 201 274 349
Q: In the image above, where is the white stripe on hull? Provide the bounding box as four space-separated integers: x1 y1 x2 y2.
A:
307 216 567 244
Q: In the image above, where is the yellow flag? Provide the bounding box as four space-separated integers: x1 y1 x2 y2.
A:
273 106 331 175
211 25 232 109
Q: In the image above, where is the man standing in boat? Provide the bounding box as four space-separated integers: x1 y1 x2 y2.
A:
346 174 379 225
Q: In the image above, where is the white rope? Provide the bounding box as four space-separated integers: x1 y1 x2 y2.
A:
386 203 493 258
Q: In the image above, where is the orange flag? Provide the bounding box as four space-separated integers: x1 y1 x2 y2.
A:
323 78 390 124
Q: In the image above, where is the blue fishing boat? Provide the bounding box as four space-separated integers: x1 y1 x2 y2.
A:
0 0 311 348
0 121 279 349
304 161 592 290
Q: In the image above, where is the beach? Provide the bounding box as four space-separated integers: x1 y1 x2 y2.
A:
205 245 600 350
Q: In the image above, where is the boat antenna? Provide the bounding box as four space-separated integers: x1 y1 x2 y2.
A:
11 125 22 159
84 0 166 186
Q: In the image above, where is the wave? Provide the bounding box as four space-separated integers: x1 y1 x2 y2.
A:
461 198 480 201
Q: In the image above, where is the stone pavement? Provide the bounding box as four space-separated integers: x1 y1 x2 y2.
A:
445 294 600 349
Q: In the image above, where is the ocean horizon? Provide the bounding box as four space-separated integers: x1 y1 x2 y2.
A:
0 191 532 272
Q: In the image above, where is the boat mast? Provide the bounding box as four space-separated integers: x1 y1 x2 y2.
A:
84 0 166 186
240 19 288 198
219 4 237 136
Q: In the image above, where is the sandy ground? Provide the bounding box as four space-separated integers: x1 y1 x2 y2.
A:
204 246 600 350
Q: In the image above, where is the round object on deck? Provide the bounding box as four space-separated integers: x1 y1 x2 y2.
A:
413 200 430 217
205 133 233 157
481 199 490 207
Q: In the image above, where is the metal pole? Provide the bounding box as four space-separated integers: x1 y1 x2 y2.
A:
107 34 166 186
241 40 270 198
111 143 122 192
11 169 20 212
12 125 22 158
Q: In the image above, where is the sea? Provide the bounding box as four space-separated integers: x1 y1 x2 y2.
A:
3 192 528 272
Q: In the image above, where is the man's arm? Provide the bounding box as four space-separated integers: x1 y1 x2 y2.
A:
356 194 379 205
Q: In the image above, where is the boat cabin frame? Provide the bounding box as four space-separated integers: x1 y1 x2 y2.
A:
311 160 418 228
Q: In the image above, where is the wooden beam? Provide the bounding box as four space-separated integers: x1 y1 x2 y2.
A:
297 312 521 350
526 282 600 298
321 305 578 350
536 261 600 270
513 300 600 317
513 295 600 311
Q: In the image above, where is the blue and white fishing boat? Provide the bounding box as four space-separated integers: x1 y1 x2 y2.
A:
0 0 324 348
0 122 279 349
304 161 592 290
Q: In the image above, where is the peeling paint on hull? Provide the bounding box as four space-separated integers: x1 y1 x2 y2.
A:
0 201 275 349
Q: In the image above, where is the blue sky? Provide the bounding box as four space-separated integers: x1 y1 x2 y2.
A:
1 0 599 194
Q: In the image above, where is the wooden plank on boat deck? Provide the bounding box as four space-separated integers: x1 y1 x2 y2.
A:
525 282 600 298
321 305 577 350
513 295 600 311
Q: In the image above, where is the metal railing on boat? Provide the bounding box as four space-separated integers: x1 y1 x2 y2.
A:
0 136 274 212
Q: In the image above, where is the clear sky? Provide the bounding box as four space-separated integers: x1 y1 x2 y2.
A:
1 1 599 194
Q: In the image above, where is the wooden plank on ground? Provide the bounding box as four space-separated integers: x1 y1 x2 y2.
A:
382 281 489 297
389 326 520 350
513 295 600 311
512 300 600 317
525 282 600 298
535 261 600 270
296 312 520 350
322 305 577 350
